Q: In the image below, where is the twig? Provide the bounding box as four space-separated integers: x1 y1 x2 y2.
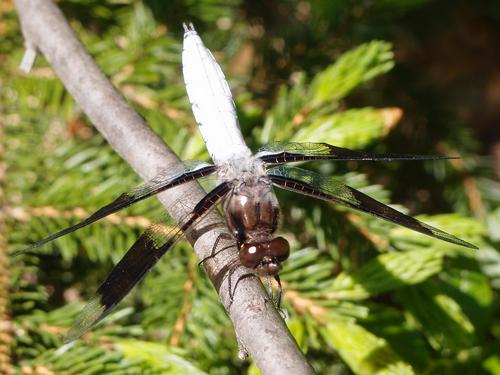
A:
438 144 485 219
13 1 313 373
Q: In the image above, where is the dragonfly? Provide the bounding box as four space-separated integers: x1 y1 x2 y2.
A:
16 23 477 343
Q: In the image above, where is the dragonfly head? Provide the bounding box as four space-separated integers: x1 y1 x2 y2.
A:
239 236 289 276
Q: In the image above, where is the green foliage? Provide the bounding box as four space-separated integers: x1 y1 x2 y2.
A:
322 317 414 375
328 249 446 300
2 1 499 374
310 41 394 106
258 42 395 147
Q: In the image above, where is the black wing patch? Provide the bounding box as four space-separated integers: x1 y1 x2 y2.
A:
64 181 231 342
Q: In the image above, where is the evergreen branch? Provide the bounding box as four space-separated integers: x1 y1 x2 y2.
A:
119 84 191 121
439 144 486 220
0 85 13 374
290 107 403 148
13 1 313 373
169 274 194 347
443 146 485 219
284 288 328 324
463 177 484 218
6 205 166 230
344 212 390 248
0 246 13 369
310 40 395 107
284 285 416 373
116 340 209 374
322 318 415 375
327 250 446 301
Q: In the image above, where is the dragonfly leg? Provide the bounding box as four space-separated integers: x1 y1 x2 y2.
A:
198 232 234 267
227 268 255 308
264 274 283 308
237 337 249 360
265 276 273 302
274 274 283 308
228 266 235 304
273 274 288 319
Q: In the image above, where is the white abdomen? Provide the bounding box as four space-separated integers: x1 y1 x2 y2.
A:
182 24 252 165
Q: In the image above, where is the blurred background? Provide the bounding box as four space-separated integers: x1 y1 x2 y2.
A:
1 0 499 374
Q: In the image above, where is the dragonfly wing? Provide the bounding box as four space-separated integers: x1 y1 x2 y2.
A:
64 182 231 342
267 165 477 249
13 161 217 256
257 141 456 164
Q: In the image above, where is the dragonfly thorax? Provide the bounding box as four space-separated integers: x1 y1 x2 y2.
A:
225 176 277 241
217 154 267 183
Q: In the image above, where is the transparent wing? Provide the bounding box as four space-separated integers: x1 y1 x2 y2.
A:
257 142 456 165
64 181 231 342
13 161 217 256
267 165 477 249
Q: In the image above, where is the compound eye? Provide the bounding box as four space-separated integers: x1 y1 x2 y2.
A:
269 237 290 262
239 243 266 269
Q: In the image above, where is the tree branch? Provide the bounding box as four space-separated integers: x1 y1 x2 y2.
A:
13 1 313 373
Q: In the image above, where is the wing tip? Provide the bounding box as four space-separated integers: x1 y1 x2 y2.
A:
428 228 478 250
457 240 479 250
63 329 81 344
11 243 40 257
11 248 28 257
433 228 478 250
64 297 107 343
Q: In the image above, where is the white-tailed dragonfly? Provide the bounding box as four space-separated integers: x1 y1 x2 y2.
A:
16 23 477 342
